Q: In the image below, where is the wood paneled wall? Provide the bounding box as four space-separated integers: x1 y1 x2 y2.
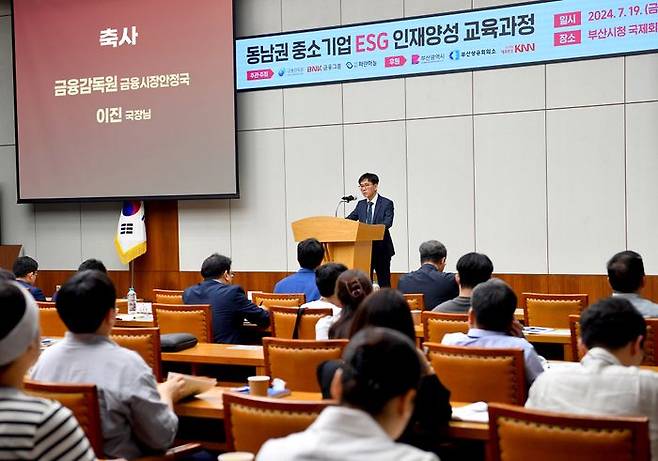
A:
33 269 658 305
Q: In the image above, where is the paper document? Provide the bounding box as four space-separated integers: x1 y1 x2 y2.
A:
227 345 262 351
167 372 216 398
451 401 489 423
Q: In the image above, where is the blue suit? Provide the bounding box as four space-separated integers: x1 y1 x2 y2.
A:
346 195 395 287
17 280 46 302
274 268 320 302
183 279 270 344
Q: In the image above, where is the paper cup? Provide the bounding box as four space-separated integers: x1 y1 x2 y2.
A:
218 452 255 461
248 375 270 397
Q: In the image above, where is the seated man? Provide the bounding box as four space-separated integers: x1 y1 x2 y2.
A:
0 281 95 460
31 270 184 459
53 258 107 301
12 256 46 301
607 250 658 317
526 297 658 458
442 278 544 384
274 238 324 302
397 240 458 310
433 252 493 313
184 253 270 344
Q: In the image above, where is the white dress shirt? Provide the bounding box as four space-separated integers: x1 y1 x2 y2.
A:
257 406 438 461
526 347 658 460
613 292 658 318
442 328 545 384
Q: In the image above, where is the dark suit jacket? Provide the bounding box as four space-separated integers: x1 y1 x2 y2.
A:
183 279 270 344
346 195 395 258
397 264 459 309
17 280 46 302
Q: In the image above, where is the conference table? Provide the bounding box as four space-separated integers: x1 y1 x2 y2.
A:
162 343 266 375
174 387 490 443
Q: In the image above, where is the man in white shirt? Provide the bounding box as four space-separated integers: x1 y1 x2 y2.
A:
526 297 658 460
607 250 658 317
442 278 545 385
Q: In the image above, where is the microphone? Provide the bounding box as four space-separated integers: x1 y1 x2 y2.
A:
335 195 356 217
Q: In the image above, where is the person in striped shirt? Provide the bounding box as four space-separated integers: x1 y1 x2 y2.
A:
0 281 95 461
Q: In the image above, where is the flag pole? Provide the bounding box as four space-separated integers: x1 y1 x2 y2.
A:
130 260 134 289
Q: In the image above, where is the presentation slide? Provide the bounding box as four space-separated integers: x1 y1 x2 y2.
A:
12 0 237 201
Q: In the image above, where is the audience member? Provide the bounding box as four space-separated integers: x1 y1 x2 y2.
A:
347 289 452 453
607 250 658 317
434 252 493 313
31 270 183 459
442 278 544 384
258 327 438 461
274 238 324 302
183 253 270 344
303 263 347 310
397 240 458 309
326 269 373 339
53 258 108 301
526 297 658 459
0 267 16 281
77 258 108 273
12 256 46 301
0 281 96 460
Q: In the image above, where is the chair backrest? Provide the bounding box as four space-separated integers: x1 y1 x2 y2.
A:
521 292 588 328
37 301 67 337
23 380 104 457
152 303 212 342
403 293 424 310
425 343 526 404
153 289 184 305
488 403 650 461
111 327 162 381
252 292 306 308
270 306 333 340
223 392 331 454
568 314 583 362
569 314 658 365
263 338 348 392
421 311 469 343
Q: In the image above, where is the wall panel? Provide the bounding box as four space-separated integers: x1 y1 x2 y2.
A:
474 111 547 273
231 130 287 271
178 200 232 272
626 102 658 273
406 116 474 272
546 105 626 274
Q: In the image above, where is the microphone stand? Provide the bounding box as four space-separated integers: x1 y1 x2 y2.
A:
334 199 347 218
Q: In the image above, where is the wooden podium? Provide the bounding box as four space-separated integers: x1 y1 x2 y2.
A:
291 216 384 273
0 245 21 271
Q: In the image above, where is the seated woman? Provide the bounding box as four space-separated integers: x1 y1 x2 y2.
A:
318 289 452 454
0 281 96 460
257 327 438 461
315 269 372 339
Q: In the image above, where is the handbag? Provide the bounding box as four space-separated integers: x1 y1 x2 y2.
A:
160 333 198 352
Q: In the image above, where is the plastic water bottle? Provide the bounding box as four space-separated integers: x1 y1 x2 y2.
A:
127 287 137 315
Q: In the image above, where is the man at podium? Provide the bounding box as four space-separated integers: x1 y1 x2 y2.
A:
346 173 394 287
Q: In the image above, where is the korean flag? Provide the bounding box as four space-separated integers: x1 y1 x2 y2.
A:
114 201 147 265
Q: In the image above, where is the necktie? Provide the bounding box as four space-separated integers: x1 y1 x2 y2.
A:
366 201 373 224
